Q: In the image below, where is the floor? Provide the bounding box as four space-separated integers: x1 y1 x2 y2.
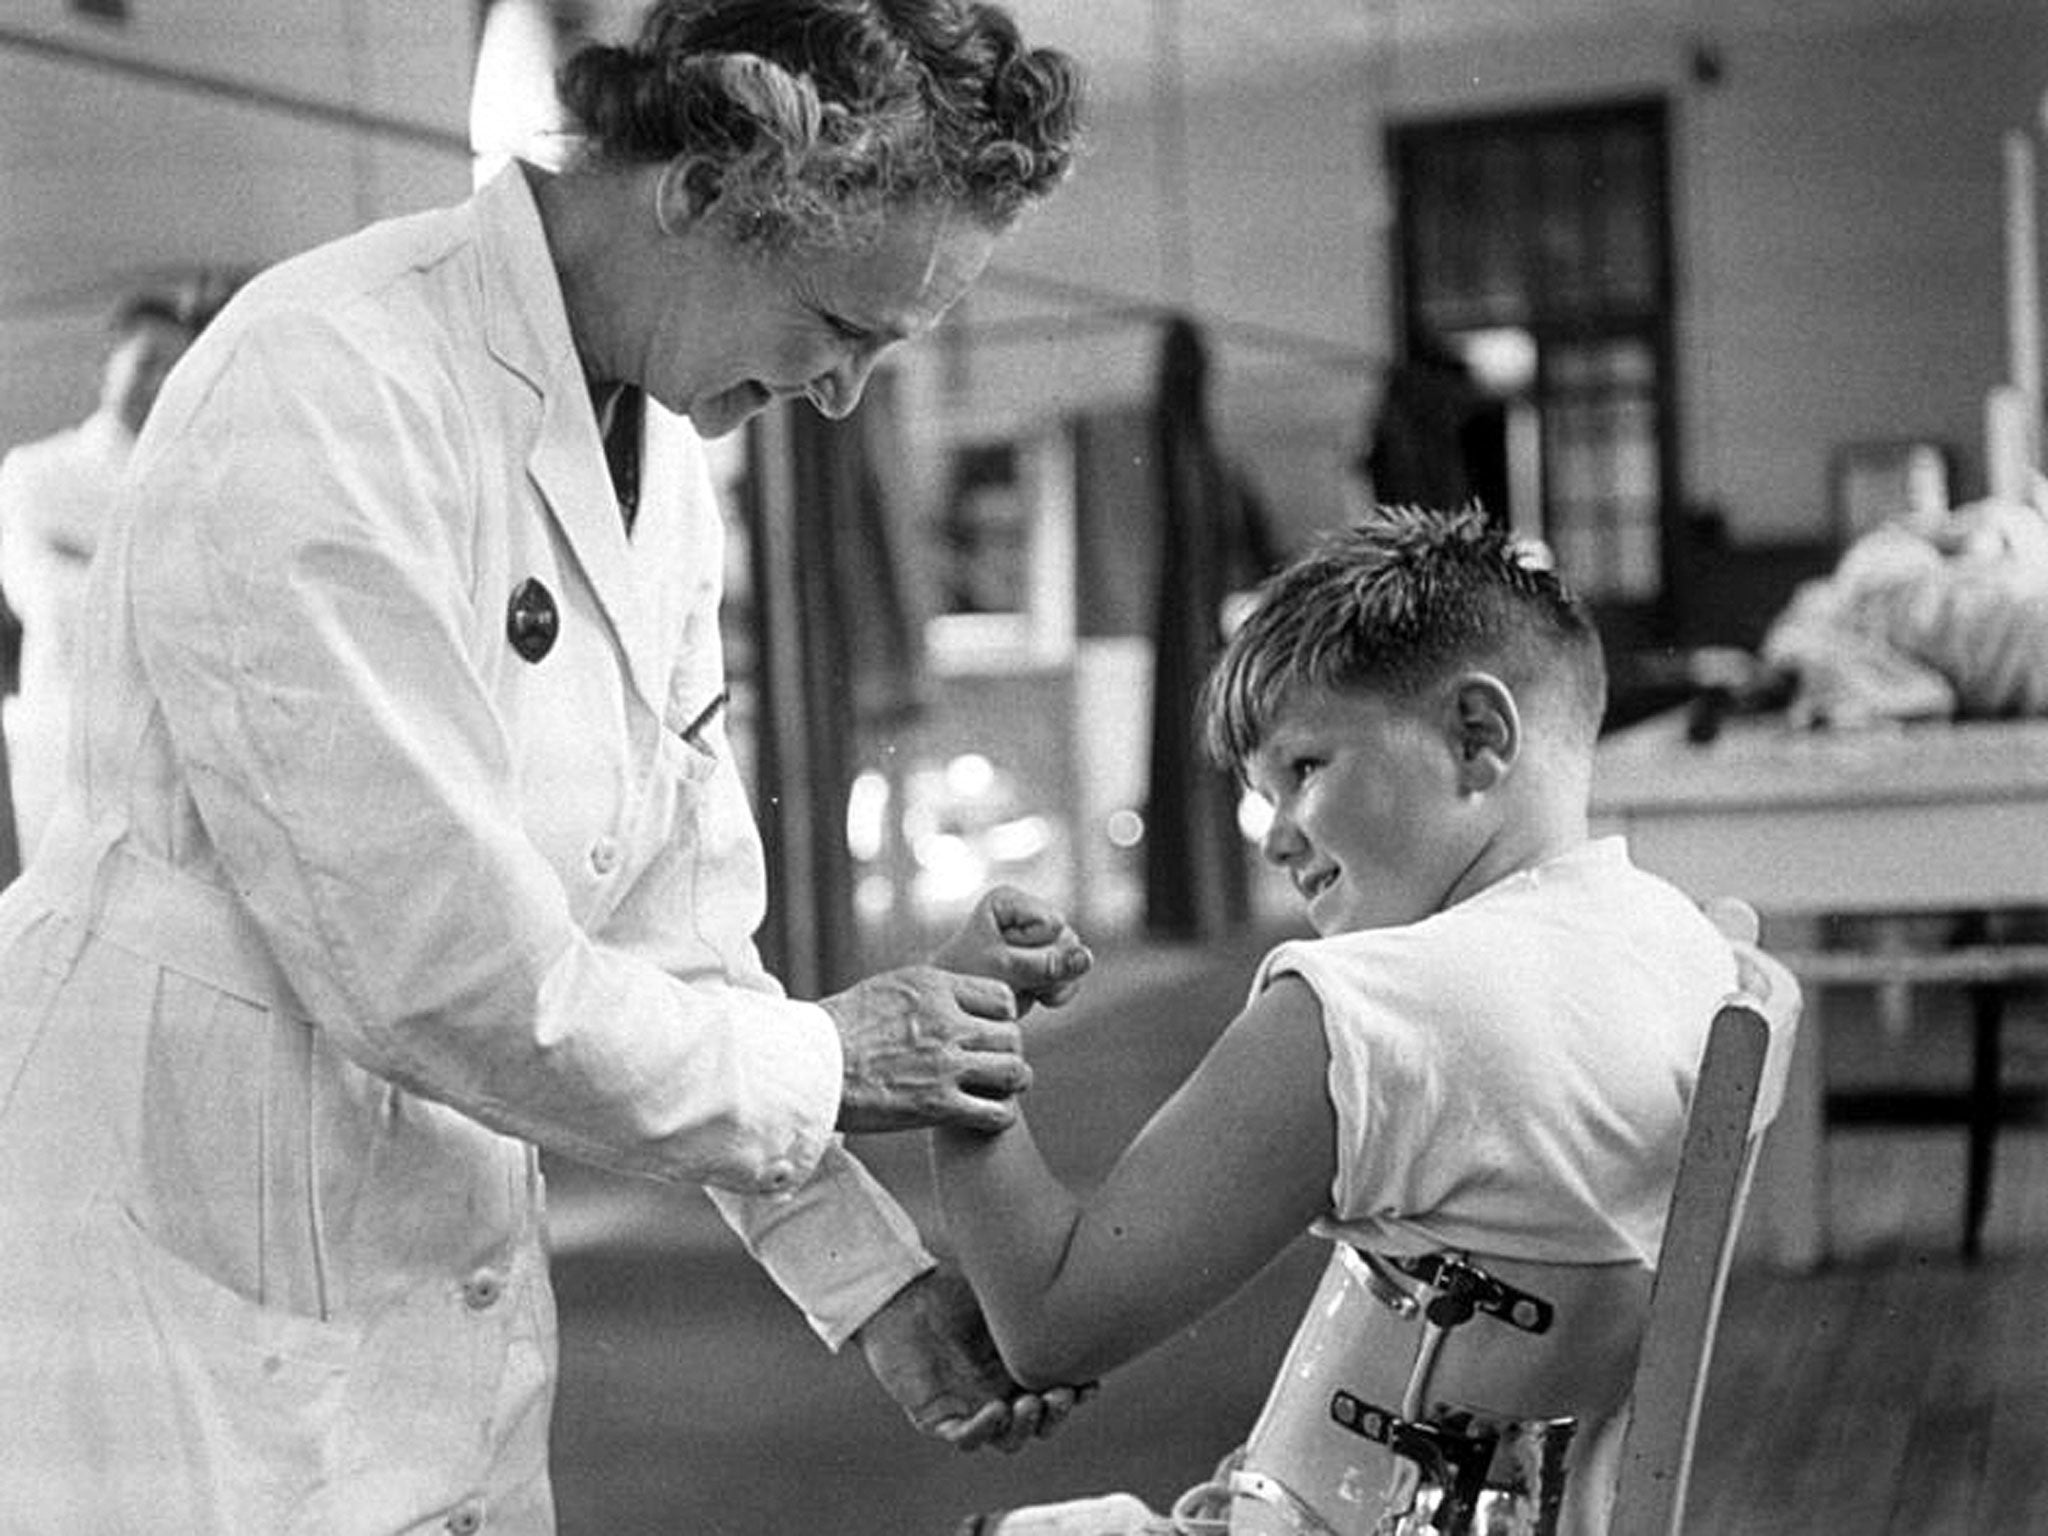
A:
542 933 2048 1536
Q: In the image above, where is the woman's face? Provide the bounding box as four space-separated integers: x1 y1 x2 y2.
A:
639 199 998 438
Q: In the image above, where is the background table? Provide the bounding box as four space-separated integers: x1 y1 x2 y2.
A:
1593 711 2048 1268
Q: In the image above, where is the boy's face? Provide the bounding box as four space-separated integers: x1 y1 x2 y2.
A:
1244 684 1489 937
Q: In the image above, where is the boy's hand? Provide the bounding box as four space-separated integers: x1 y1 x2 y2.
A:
1702 895 1784 1002
933 885 1092 1014
1701 895 1761 945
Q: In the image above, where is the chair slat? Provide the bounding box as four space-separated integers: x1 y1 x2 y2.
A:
1611 996 1789 1536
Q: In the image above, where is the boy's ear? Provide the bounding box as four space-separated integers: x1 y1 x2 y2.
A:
1450 672 1519 792
653 155 725 237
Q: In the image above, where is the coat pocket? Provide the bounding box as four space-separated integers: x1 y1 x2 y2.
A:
79 1194 360 1529
659 687 727 788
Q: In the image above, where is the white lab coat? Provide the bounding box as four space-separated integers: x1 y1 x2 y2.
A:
0 165 931 1535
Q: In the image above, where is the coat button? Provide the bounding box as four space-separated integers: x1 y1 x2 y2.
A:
445 1501 484 1535
462 1271 504 1311
588 837 620 875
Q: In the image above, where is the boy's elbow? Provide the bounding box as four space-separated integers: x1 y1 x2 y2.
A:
1002 1337 1073 1390
1007 1343 1097 1392
995 1315 1117 1390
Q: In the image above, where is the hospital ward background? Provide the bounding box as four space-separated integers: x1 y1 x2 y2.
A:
4 0 2048 1531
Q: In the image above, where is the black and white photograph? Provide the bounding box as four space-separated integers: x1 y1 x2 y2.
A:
1 3 2045 1532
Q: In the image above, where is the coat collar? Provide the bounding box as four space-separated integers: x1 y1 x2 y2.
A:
473 162 671 712
473 162 575 393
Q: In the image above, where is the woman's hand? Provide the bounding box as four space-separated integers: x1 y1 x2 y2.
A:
823 967 1031 1134
933 885 1092 1015
854 1264 1095 1452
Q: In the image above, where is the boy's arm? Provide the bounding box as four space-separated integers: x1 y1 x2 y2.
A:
834 885 1093 1449
933 974 1338 1387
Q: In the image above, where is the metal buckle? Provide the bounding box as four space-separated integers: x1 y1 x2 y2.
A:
1329 1391 1496 1529
1392 1252 1554 1334
1329 1392 1579 1535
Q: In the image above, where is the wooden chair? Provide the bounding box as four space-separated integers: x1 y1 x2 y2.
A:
0 708 19 888
1609 970 1800 1536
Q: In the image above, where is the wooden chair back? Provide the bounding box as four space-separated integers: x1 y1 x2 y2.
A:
1610 962 1800 1535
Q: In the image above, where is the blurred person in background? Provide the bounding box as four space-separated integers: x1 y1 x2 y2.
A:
0 3 1087 1532
0 278 233 858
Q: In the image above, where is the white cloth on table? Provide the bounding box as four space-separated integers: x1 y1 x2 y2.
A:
1763 509 2048 726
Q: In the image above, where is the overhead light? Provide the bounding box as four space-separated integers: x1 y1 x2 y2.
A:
1457 327 1538 396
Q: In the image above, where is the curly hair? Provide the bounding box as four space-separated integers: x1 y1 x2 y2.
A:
556 0 1083 251
1201 506 1608 771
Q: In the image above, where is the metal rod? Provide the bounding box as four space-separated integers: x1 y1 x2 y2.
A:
0 22 469 156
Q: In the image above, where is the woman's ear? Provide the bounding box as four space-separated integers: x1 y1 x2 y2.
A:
1451 672 1520 792
653 155 725 237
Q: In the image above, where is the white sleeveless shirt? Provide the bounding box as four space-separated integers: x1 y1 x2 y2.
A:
1252 837 1738 1265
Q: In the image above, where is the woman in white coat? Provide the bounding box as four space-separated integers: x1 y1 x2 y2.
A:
0 3 1086 1531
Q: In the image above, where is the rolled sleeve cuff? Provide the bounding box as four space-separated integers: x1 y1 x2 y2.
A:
726 996 846 1196
709 1139 935 1350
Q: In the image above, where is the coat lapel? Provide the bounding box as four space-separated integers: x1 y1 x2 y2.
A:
525 388 659 675
474 165 669 714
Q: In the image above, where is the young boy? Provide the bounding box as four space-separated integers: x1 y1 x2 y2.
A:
935 506 1785 1536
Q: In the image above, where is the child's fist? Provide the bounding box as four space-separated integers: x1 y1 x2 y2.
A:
933 885 1093 1013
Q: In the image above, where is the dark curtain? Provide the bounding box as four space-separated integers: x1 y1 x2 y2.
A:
814 392 930 733
752 393 927 992
1143 314 1279 940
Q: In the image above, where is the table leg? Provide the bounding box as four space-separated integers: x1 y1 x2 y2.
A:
1745 983 1828 1271
1964 981 2003 1262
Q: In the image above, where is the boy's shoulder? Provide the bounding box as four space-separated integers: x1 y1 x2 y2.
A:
1254 838 1730 1005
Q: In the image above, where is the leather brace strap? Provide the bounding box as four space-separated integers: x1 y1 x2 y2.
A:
1223 1468 1351 1536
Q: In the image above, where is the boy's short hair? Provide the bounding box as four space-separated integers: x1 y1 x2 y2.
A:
1201 504 1607 769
